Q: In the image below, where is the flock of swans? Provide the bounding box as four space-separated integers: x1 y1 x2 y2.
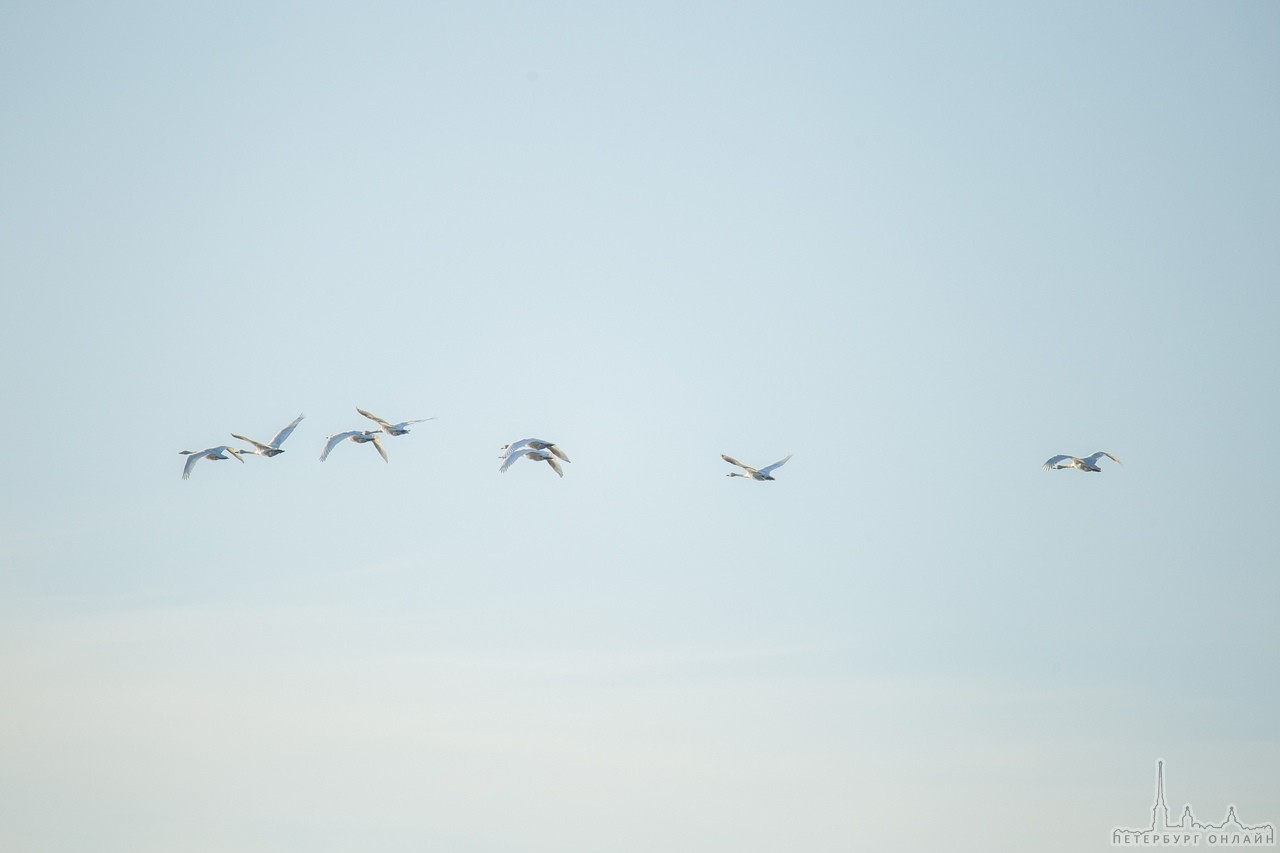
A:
179 409 582 481
180 409 431 479
179 408 1122 482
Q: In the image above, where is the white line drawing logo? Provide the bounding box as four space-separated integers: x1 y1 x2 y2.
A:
1112 760 1275 847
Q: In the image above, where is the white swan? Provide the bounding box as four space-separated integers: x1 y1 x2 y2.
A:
320 430 388 463
722 452 792 481
1042 451 1122 472
500 447 564 477
179 445 245 480
357 408 435 436
498 438 570 463
231 413 304 457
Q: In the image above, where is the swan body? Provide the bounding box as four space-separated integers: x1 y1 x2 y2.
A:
179 445 245 480
231 413 304 457
1042 451 1122 472
722 453 792 481
357 408 435 436
321 430 388 463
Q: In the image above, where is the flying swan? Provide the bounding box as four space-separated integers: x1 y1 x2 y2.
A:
498 438 570 463
500 447 564 477
357 408 435 436
321 430 388 463
1042 451 1122 472
180 445 245 480
231 413 304 457
722 453 792 481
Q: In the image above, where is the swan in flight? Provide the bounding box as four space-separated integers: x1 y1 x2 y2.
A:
320 430 388 463
500 447 564 477
231 413 304 457
1042 451 1122 472
498 438 570 463
722 453 792 481
357 408 435 436
180 445 245 480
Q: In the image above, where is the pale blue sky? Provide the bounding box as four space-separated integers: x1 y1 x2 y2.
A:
2 3 1278 851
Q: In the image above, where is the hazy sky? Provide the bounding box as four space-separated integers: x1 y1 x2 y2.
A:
2 3 1278 851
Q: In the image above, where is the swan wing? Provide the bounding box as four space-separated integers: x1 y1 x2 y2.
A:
721 454 758 474
500 439 536 464
269 414 304 448
1042 454 1073 471
356 408 391 428
501 448 551 472
371 434 388 463
321 431 358 461
758 453 793 476
1084 451 1121 467
230 433 270 453
499 449 528 472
